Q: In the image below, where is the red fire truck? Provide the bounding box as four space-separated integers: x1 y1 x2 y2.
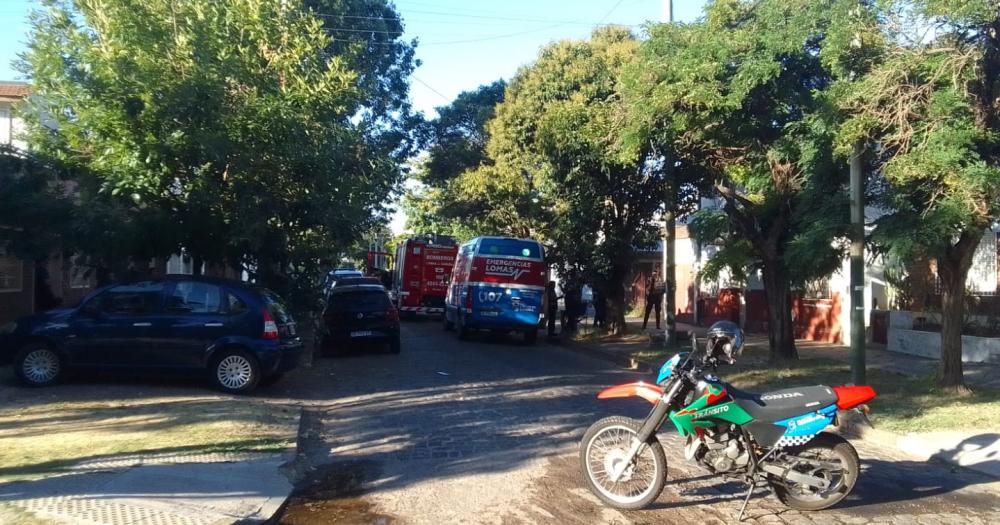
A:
392 235 459 317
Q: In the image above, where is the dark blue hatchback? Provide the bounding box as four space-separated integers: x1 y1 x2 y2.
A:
0 276 303 394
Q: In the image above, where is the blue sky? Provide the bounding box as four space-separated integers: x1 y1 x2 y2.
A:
0 0 707 115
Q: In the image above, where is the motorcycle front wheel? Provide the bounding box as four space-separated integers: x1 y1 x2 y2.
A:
769 432 860 511
579 416 667 510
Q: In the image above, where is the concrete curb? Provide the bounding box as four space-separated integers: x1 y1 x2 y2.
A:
838 411 1000 480
558 336 1000 481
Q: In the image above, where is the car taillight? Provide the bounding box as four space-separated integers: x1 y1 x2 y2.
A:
387 307 399 321
262 308 279 340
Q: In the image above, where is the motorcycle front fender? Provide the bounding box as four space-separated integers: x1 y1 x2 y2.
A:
597 381 664 405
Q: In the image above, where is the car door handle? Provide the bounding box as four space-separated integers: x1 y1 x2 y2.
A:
132 322 152 327
203 322 224 327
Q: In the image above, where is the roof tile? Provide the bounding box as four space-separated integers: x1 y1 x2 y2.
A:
0 82 30 98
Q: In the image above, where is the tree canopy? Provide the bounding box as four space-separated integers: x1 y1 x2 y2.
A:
840 0 1000 390
16 0 417 301
623 0 856 359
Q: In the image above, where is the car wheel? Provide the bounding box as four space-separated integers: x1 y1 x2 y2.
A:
14 343 64 387
457 313 470 340
211 349 261 394
523 329 538 345
443 312 454 331
389 336 401 354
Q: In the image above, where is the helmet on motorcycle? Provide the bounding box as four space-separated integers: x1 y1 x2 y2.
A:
705 320 744 364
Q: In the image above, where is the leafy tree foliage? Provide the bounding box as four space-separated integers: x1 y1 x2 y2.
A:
403 80 507 239
17 0 416 303
0 146 74 260
840 0 1000 391
625 0 854 360
500 27 671 333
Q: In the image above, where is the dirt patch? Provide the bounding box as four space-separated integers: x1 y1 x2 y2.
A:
276 460 399 525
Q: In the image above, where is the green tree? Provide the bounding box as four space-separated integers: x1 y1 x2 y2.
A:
625 0 854 360
470 27 667 333
18 0 416 302
840 0 1000 391
0 146 74 260
403 80 507 239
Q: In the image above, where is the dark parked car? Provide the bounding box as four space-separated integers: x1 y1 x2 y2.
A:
321 267 364 292
329 276 382 290
0 276 302 394
319 284 400 355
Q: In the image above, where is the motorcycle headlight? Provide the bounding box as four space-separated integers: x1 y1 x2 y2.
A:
0 321 17 335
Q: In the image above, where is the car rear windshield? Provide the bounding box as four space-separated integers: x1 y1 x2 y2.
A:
261 290 292 323
327 290 390 311
333 277 381 287
478 239 542 259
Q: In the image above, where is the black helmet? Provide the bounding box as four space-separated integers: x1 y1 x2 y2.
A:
706 320 744 364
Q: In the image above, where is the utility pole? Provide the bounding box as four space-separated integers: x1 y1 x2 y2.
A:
661 0 676 347
850 141 866 385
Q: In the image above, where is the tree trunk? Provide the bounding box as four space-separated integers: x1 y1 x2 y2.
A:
938 277 967 392
606 283 627 336
935 230 980 393
603 255 632 335
761 259 798 362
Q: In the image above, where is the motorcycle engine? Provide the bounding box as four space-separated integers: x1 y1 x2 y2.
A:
686 424 750 474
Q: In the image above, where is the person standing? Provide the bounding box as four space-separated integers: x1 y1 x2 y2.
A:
564 282 582 334
592 288 606 328
545 281 560 337
642 273 663 330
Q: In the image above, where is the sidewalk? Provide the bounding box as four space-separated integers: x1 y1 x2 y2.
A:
0 384 302 525
0 450 294 525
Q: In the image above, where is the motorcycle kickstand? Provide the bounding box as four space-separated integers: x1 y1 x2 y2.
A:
736 478 758 522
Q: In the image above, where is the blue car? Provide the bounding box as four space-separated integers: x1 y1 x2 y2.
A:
0 276 303 394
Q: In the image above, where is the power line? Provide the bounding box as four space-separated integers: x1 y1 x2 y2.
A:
598 0 629 24
412 75 450 102
311 9 639 27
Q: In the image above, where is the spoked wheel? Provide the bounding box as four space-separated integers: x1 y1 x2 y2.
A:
14 344 64 387
211 349 261 394
769 432 860 511
580 416 667 510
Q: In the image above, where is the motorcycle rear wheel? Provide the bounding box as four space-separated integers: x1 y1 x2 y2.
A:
769 432 860 511
580 416 667 510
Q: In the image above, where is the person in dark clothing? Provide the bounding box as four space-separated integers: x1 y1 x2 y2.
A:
545 281 560 337
642 274 663 330
592 288 606 328
564 282 582 334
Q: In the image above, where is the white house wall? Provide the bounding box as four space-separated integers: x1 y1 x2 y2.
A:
967 230 998 293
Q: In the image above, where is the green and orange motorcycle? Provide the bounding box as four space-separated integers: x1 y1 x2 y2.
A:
580 321 876 520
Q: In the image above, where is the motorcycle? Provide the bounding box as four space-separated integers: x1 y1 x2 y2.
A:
579 321 876 520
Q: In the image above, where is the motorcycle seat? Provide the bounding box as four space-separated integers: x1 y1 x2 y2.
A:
728 384 838 423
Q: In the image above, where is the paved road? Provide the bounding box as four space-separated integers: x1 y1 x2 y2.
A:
272 321 1000 525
